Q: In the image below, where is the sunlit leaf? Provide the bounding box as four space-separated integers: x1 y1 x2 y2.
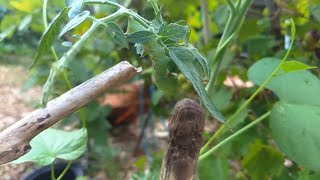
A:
59 10 90 38
12 128 87 166
278 61 317 74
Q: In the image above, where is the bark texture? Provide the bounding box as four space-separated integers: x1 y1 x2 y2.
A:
160 98 205 180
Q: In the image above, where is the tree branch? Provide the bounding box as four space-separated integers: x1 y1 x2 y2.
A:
0 61 141 164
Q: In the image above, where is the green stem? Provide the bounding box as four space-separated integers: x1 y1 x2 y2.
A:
206 0 252 93
199 111 271 161
56 161 73 180
225 0 235 13
200 19 296 155
42 0 48 29
51 162 56 180
41 9 126 105
148 0 160 16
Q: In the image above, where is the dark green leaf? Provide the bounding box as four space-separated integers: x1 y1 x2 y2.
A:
159 23 188 41
242 140 284 180
127 30 156 43
106 21 128 48
298 169 320 180
59 10 90 38
12 128 87 166
31 8 68 68
169 47 226 123
198 155 230 180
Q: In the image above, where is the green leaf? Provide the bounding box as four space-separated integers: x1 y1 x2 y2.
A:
105 21 128 48
59 10 90 38
270 102 320 171
242 140 284 180
248 57 320 171
168 47 226 123
12 128 87 166
198 155 230 180
298 169 320 180
31 8 68 68
159 22 188 41
188 44 210 78
127 30 156 43
248 57 320 106
278 61 317 74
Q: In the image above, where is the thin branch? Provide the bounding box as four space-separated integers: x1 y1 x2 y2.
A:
0 61 141 164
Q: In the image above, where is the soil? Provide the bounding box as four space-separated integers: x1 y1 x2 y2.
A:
0 65 41 179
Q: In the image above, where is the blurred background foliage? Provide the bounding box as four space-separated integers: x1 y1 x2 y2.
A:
1 0 320 179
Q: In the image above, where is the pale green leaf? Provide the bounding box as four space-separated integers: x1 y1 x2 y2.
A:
270 102 320 171
278 61 316 74
12 128 87 166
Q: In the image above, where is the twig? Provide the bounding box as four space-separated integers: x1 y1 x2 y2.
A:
0 61 141 164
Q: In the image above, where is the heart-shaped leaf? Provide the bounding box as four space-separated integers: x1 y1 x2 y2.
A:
12 128 87 166
248 57 320 171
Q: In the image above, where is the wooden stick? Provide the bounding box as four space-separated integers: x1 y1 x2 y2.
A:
160 98 205 180
0 61 141 164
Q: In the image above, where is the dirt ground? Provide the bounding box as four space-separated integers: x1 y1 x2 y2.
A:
0 65 41 180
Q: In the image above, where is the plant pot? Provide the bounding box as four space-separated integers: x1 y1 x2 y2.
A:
22 162 83 180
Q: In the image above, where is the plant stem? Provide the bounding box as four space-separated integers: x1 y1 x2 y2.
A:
200 19 296 155
206 0 252 93
56 161 73 180
200 0 210 44
199 111 271 161
51 161 56 180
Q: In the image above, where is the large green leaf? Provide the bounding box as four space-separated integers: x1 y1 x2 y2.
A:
59 10 90 38
31 8 68 68
248 57 320 106
169 46 226 123
12 128 87 166
248 57 320 171
270 102 320 171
